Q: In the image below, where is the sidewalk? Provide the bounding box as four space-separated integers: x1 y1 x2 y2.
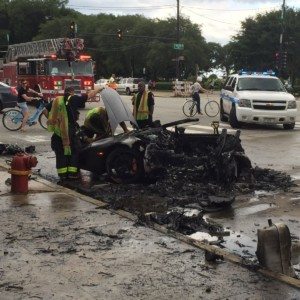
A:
1 167 300 299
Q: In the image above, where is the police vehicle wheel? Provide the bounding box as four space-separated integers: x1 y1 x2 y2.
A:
106 147 144 183
219 99 227 122
229 105 241 129
283 123 295 130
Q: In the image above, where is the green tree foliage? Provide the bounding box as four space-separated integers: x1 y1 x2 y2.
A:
3 0 70 43
229 8 300 81
1 1 299 82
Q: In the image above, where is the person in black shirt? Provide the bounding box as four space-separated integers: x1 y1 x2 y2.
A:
47 86 103 181
18 80 43 131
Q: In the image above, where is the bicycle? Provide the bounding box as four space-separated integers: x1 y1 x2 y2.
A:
182 94 219 118
2 98 49 131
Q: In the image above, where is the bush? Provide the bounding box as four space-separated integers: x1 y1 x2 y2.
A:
155 81 173 91
293 85 300 96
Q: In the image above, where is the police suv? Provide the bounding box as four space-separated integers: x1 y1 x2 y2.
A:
220 71 297 129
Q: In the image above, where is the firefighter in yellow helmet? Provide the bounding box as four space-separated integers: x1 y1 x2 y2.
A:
82 107 129 143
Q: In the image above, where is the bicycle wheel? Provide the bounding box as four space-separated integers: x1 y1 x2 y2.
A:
182 100 197 117
38 113 48 130
204 100 220 117
2 109 23 131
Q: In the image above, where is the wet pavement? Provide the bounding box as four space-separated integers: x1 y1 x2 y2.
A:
1 166 300 299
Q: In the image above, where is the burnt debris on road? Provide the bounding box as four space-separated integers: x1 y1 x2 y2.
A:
60 120 295 235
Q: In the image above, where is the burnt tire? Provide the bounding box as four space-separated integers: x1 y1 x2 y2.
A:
105 148 144 183
229 105 241 128
219 99 227 122
283 123 295 130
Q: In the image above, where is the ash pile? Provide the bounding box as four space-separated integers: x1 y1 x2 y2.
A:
95 123 294 216
0 143 35 155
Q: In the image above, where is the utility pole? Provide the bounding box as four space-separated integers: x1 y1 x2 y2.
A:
279 0 285 77
176 0 180 80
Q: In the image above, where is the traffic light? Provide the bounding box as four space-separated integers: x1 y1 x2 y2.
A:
70 21 77 38
275 52 280 67
117 29 123 40
282 51 288 69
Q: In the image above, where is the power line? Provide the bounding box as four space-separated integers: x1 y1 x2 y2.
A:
66 4 280 12
66 5 174 11
184 8 236 25
86 42 157 52
183 5 280 12
79 32 176 41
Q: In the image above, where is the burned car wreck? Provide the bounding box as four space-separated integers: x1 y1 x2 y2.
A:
78 118 252 187
77 88 294 215
78 88 252 187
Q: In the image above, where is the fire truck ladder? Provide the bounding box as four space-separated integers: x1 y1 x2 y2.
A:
5 38 83 63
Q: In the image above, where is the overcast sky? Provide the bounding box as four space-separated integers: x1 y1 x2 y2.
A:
68 0 300 45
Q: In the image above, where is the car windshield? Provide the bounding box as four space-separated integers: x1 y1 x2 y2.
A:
237 77 285 92
48 60 93 75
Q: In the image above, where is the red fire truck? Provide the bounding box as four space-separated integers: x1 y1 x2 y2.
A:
0 38 95 101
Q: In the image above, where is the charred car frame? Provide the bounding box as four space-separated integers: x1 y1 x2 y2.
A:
78 118 252 185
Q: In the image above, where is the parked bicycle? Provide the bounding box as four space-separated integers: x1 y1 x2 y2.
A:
182 94 219 118
2 98 48 131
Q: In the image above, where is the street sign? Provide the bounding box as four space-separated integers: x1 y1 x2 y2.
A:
173 43 184 50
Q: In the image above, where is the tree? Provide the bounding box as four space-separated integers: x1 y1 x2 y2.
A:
227 8 300 81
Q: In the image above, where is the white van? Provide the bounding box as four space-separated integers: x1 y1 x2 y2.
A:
220 72 297 129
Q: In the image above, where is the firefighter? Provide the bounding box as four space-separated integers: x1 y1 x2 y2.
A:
81 107 129 143
131 81 155 128
47 86 103 181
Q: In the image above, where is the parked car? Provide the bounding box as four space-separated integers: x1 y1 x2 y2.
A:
220 71 297 129
0 82 18 112
116 77 146 95
94 78 108 89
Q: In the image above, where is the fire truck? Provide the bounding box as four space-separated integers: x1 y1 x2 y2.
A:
0 38 95 101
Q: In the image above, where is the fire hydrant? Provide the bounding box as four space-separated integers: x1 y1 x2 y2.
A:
8 153 38 194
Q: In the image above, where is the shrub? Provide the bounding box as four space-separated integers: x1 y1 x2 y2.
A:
155 82 173 91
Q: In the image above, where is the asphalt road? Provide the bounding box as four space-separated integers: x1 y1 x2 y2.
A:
1 91 300 174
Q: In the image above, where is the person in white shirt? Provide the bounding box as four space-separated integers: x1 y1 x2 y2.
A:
191 78 210 115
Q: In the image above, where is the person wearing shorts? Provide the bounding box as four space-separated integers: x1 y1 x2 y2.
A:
17 80 43 131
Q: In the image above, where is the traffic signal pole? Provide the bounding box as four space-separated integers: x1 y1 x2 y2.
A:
176 0 180 80
279 0 285 77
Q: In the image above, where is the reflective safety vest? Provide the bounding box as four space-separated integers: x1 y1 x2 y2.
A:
47 96 70 147
132 91 149 121
84 107 111 135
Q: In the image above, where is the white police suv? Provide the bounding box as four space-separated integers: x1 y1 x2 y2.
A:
220 71 297 129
